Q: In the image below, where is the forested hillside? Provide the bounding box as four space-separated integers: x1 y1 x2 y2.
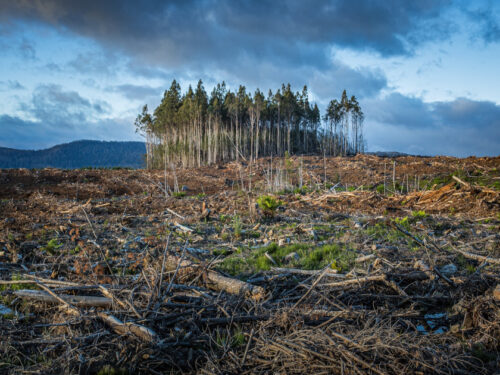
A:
0 140 145 169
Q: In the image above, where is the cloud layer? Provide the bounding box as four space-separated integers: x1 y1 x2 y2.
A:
0 0 498 155
0 85 135 150
365 95 500 156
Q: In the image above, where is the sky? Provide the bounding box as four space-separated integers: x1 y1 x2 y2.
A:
0 0 499 156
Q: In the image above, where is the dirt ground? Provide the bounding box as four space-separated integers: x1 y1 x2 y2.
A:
0 155 499 374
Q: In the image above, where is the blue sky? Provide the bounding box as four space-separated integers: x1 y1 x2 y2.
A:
0 0 499 156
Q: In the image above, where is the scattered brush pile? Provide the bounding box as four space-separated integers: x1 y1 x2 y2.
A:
1 231 499 374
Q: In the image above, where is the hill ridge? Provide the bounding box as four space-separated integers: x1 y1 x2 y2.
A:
0 140 145 169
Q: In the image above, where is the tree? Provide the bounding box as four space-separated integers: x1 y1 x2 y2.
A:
135 81 365 168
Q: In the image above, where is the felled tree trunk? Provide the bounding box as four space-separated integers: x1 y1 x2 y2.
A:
164 253 265 301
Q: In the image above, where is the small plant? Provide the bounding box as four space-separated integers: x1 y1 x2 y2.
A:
293 186 310 195
257 195 283 217
196 193 206 199
232 328 245 347
172 191 186 198
69 246 81 255
394 216 410 230
43 238 62 255
232 215 242 239
411 210 427 219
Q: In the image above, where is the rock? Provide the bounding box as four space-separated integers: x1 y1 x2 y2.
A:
439 263 457 276
493 285 500 302
284 252 300 263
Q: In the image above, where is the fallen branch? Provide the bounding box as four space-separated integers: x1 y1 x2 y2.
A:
355 254 376 263
98 312 157 343
14 289 112 308
453 248 500 265
271 267 345 278
320 275 386 288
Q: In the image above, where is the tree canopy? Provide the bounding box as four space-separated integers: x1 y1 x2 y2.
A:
135 80 365 168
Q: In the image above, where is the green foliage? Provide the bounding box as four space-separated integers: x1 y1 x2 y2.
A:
411 210 427 219
69 246 81 255
376 185 385 194
232 215 242 239
43 238 62 255
172 191 186 198
232 328 245 347
0 274 35 292
293 186 311 195
257 195 283 217
218 242 355 276
394 216 410 230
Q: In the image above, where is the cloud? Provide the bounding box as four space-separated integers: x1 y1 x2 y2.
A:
67 50 119 76
0 80 25 90
0 114 138 150
462 3 500 43
106 84 163 101
18 37 36 59
0 85 135 150
0 0 458 73
364 94 500 156
18 84 107 124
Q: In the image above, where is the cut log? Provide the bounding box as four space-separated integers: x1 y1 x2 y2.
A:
14 289 112 308
355 254 376 263
98 312 157 343
164 253 265 300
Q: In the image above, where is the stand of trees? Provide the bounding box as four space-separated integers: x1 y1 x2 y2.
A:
135 80 364 169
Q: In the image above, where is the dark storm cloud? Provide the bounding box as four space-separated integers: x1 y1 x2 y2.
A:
365 95 500 156
0 0 456 71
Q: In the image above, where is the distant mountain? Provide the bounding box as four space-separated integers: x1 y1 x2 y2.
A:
0 140 146 169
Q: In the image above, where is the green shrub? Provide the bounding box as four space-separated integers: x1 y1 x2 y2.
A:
257 195 283 217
